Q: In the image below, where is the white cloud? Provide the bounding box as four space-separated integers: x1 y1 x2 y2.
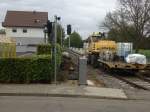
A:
0 0 117 39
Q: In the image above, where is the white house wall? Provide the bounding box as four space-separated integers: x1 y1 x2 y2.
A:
15 37 44 45
0 34 6 38
5 27 45 53
5 27 44 38
16 46 37 53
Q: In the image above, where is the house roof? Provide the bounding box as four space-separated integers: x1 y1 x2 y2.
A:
2 10 48 28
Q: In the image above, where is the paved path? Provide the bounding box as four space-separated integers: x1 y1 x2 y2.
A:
0 96 150 112
0 84 127 99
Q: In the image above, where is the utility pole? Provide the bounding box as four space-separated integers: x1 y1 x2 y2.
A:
54 15 61 84
44 32 46 43
68 35 70 48
60 26 63 47
44 27 47 44
67 24 72 48
54 15 57 84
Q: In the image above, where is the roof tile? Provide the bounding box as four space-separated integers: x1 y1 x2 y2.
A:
2 10 48 28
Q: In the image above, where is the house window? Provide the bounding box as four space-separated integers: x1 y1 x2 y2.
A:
23 29 27 33
12 29 17 33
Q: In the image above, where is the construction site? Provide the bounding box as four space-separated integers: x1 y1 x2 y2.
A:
0 0 150 111
63 32 150 100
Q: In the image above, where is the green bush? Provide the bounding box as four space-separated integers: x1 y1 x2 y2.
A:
0 43 63 84
138 49 150 58
37 44 51 55
133 49 150 58
56 44 62 66
37 44 62 66
0 55 53 83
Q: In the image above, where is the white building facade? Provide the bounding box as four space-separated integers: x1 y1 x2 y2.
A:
5 27 45 53
2 11 48 54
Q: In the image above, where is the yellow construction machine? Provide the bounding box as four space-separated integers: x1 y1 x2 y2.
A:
87 32 117 67
87 32 150 71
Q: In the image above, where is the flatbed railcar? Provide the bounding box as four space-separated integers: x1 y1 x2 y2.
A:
98 59 150 70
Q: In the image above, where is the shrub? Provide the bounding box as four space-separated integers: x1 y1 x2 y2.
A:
138 49 150 58
0 55 53 83
37 44 51 55
0 43 63 84
56 44 62 66
37 44 62 66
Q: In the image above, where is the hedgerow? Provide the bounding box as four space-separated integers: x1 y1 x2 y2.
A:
0 55 52 83
0 44 62 84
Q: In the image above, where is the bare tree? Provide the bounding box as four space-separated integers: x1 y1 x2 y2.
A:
102 9 128 30
101 0 150 51
102 9 135 41
119 0 150 51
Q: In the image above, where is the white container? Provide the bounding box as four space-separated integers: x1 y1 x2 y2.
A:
125 54 146 64
117 42 133 58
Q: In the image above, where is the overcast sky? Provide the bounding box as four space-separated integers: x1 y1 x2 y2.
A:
0 0 117 39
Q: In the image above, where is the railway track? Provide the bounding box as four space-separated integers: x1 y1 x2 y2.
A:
111 74 150 91
66 48 150 91
135 74 150 83
96 67 150 91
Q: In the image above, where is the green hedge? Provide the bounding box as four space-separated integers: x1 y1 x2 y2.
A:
0 55 53 83
37 44 62 66
0 44 63 84
37 44 51 55
56 44 62 66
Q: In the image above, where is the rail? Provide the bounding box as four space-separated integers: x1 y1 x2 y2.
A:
112 74 150 90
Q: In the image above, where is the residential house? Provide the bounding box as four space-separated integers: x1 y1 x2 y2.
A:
2 10 48 54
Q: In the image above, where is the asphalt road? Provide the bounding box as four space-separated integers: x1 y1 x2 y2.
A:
0 96 150 112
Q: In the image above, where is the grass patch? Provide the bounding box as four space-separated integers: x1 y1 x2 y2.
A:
137 49 150 58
